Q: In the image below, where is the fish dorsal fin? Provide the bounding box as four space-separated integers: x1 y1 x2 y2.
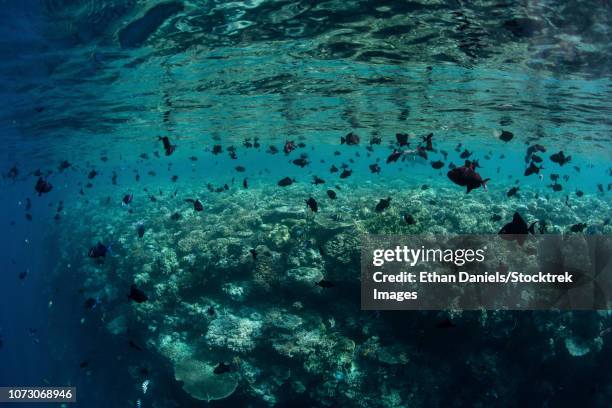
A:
512 212 522 224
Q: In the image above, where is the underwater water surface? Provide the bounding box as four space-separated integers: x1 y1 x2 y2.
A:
0 0 611 407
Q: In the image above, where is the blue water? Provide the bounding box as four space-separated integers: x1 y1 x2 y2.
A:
1 1 611 407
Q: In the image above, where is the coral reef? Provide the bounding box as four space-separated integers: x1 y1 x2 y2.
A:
49 181 612 406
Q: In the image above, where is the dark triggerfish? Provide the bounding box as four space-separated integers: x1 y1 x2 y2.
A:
447 163 489 193
499 212 537 246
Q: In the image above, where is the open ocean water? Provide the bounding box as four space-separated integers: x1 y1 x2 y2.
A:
0 1 611 407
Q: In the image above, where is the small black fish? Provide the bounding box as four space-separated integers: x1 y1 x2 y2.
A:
531 154 543 163
127 285 148 303
312 176 325 185
499 130 514 142
88 170 98 179
283 141 296 154
576 190 584 197
524 162 542 176
549 183 562 192
403 213 415 225
58 160 71 171
499 212 537 245
88 242 110 258
317 279 335 288
158 136 176 156
341 132 360 145
375 197 391 212
550 151 571 166
326 190 337 199
235 166 246 172
370 136 382 145
243 178 248 189
525 144 546 164
422 133 434 151
278 177 295 187
369 163 381 174
293 158 309 167
416 146 428 160
396 133 409 146
387 150 401 163
122 194 133 205
570 223 587 233
34 178 53 196
25 213 32 221
330 165 338 173
339 169 352 179
136 223 146 238
305 197 318 212
84 297 97 309
431 160 444 169
129 340 143 351
447 163 489 193
170 212 181 221
598 184 604 193
507 187 519 197
185 199 204 212
212 145 223 155
18 270 28 280
460 149 471 159
79 360 89 368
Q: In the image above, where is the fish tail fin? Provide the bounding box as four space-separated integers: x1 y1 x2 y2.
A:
528 221 538 234
340 137 346 144
482 178 490 191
